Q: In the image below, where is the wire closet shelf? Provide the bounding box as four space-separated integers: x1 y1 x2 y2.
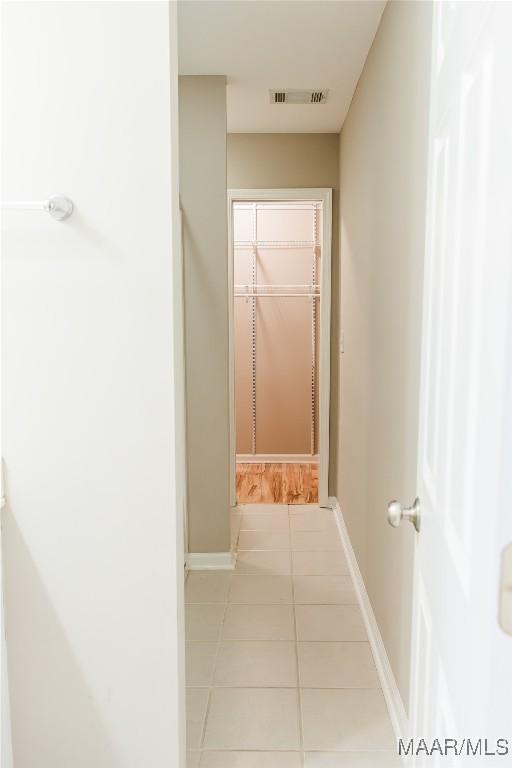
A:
234 284 320 298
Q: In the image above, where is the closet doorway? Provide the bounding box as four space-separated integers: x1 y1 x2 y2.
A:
228 189 332 507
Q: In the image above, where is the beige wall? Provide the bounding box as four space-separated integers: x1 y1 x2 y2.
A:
228 134 340 486
337 1 432 712
179 76 230 553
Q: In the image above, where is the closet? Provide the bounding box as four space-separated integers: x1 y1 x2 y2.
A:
233 200 321 460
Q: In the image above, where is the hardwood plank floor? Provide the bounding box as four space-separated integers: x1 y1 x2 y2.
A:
236 462 318 504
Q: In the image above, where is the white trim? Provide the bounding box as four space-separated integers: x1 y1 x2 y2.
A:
236 453 319 464
228 188 332 508
186 552 236 571
329 496 408 750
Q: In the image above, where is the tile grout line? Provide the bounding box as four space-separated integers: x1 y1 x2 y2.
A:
191 749 398 759
197 583 231 752
190 601 360 607
288 504 306 768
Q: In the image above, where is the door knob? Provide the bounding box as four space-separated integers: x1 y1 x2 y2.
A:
387 497 421 532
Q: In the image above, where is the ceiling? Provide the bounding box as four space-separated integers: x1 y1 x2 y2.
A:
178 0 386 134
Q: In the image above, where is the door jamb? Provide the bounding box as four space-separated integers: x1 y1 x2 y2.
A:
227 187 332 508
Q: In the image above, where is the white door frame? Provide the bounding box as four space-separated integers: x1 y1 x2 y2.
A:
227 188 332 507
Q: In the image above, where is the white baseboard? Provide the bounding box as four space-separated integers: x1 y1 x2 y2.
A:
186 552 236 571
236 453 319 464
329 496 408 747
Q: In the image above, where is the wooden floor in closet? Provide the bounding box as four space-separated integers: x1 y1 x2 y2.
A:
236 462 318 504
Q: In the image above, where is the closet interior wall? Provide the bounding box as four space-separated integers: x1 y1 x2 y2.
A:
234 201 321 459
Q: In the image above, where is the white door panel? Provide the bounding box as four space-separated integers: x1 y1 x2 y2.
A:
411 2 512 762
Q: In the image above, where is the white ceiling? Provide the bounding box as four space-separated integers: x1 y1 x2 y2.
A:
178 0 386 133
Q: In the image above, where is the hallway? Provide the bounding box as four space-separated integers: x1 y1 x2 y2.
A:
185 504 399 766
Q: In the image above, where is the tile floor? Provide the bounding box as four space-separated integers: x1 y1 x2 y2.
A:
185 503 400 767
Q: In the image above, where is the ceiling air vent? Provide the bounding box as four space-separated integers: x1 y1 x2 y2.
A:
270 89 329 105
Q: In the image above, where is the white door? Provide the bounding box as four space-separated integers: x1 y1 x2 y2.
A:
410 1 512 761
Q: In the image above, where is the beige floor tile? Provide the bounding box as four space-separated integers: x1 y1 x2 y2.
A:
291 530 343 551
186 688 209 748
186 604 225 641
240 512 289 531
203 688 301 749
298 642 380 688
295 605 367 641
289 504 320 514
238 530 291 551
186 642 218 687
292 550 349 576
200 752 302 767
304 753 400 767
240 503 288 514
290 510 336 532
223 604 295 641
214 641 297 687
229 575 293 604
301 689 395 751
186 572 231 604
294 575 357 605
236 550 292 575
187 751 201 768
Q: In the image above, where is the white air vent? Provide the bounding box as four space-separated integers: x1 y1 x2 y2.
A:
270 89 329 105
